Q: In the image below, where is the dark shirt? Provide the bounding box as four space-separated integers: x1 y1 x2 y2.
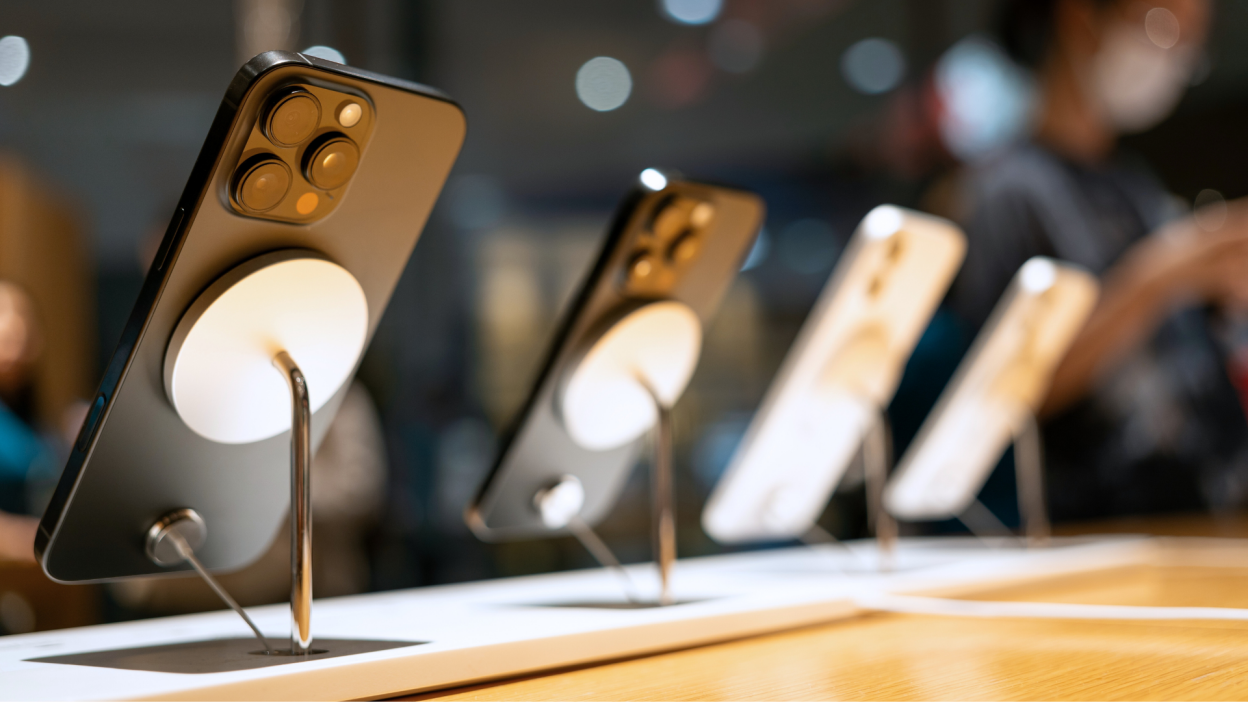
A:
951 143 1248 520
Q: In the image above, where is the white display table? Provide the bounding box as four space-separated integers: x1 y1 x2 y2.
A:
1 536 1150 701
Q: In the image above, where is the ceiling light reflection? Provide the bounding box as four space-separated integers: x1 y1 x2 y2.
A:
660 0 722 25
0 36 31 87
841 38 905 95
302 45 346 64
576 57 632 112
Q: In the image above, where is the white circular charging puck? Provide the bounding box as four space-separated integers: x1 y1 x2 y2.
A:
164 250 368 445
558 300 701 451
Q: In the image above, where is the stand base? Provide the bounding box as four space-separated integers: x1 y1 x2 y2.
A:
28 639 419 675
4 536 1150 701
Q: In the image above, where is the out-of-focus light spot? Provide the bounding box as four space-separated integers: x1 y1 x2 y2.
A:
640 168 668 191
740 229 770 271
778 219 837 275
0 591 35 634
302 45 346 64
660 0 722 25
1190 51 1212 85
935 36 1035 161
648 48 713 109
448 174 506 230
709 20 764 74
1194 189 1227 231
576 57 632 112
841 38 905 95
1145 7 1181 49
1020 258 1057 294
0 36 31 87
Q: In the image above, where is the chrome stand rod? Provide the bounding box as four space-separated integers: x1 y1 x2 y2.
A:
651 399 676 606
168 532 274 653
634 379 677 607
567 516 642 604
145 509 274 654
1014 412 1050 547
863 407 898 567
273 351 313 655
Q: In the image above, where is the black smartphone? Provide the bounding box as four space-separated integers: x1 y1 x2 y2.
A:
466 174 764 541
36 51 465 582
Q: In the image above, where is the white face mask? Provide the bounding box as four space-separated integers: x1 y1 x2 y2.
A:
1087 21 1196 133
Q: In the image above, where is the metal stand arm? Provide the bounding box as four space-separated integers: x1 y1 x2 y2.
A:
273 351 313 655
650 399 676 606
954 411 1049 548
144 508 273 654
1014 411 1050 546
863 407 898 566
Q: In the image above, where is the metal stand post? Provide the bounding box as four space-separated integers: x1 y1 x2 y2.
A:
1014 412 1050 547
273 351 313 655
145 508 273 654
534 476 641 604
650 399 676 606
863 407 898 567
954 412 1048 548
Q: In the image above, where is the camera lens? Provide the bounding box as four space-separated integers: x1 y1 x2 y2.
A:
266 92 321 147
305 136 360 190
234 158 291 212
666 230 701 265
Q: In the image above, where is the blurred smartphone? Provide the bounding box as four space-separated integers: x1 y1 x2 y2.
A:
36 52 465 582
466 174 764 541
702 207 966 543
884 257 1098 521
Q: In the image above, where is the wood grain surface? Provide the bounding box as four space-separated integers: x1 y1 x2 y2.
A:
406 516 1248 701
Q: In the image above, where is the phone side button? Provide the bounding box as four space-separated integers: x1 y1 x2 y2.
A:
75 394 107 454
154 207 186 271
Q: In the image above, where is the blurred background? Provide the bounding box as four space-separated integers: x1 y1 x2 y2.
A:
1 0 1247 634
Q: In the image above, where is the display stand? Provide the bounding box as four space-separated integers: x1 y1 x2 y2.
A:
273 351 315 654
553 300 702 606
647 388 676 605
3 535 1152 700
1013 412 1050 546
953 411 1049 546
151 251 372 656
798 407 896 572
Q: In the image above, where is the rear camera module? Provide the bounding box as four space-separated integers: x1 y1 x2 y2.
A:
232 83 373 223
304 135 360 190
266 91 322 147
234 158 291 213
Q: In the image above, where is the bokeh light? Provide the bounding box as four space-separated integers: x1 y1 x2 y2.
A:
778 219 837 275
1145 7 1181 49
302 45 347 64
640 168 668 191
709 20 765 74
576 56 633 112
1194 189 1227 231
0 36 31 87
841 38 905 95
740 229 770 271
934 36 1034 161
660 0 722 26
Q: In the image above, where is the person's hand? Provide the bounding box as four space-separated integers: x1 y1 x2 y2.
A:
0 510 37 564
1138 198 1248 308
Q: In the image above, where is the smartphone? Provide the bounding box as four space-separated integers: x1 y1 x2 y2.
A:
701 206 966 543
466 174 764 541
884 257 1099 521
36 51 465 582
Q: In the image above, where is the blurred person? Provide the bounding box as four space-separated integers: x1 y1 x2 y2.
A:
951 0 1248 520
0 282 51 563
